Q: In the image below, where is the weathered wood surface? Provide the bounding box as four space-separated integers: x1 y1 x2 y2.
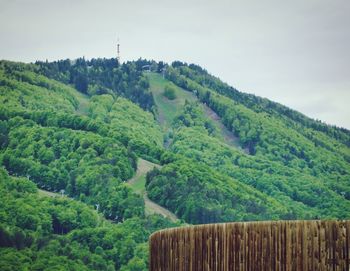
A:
149 220 350 271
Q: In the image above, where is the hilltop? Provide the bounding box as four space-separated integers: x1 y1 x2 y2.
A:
0 58 349 270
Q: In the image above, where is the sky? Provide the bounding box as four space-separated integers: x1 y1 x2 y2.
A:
1 0 349 129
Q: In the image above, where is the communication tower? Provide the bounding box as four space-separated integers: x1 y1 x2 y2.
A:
117 37 120 63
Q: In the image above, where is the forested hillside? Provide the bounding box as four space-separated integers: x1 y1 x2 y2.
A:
144 62 349 223
0 60 178 270
0 58 349 270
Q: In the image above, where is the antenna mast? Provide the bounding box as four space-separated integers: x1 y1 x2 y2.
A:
117 37 120 63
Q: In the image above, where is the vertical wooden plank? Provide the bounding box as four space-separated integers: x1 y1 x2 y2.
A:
346 221 349 271
302 220 308 271
313 221 317 271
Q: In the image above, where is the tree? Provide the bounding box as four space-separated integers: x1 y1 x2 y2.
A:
74 73 88 93
163 85 176 100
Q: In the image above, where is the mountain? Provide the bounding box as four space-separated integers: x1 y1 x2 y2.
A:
0 58 349 270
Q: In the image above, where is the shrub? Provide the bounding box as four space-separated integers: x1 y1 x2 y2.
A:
163 85 177 100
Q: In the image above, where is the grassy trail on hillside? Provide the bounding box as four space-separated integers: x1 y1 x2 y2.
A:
127 159 161 194
38 188 64 198
146 72 196 131
127 158 179 223
147 72 246 152
66 86 90 115
202 104 248 153
39 158 179 222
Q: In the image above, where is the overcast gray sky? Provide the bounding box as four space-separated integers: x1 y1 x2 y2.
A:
1 0 349 129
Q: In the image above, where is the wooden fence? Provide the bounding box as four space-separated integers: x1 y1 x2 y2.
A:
149 220 350 271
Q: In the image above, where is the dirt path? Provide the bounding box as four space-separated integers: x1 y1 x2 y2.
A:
38 189 62 198
39 158 179 223
143 193 178 222
202 104 249 154
127 158 160 186
127 158 179 223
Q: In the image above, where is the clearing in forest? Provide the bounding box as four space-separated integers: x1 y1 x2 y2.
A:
202 104 248 153
146 72 196 130
127 158 179 223
67 86 90 115
147 72 246 152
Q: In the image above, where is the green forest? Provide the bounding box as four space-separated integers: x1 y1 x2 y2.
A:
0 58 349 270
